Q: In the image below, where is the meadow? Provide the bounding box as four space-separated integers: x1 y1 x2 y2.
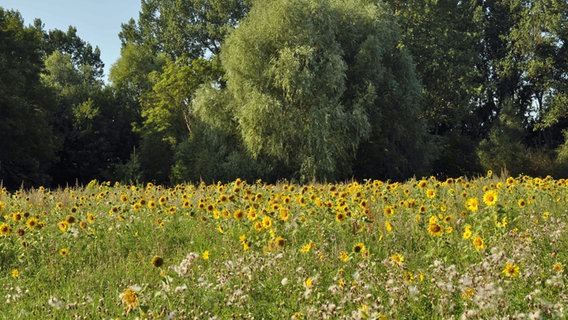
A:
1 172 567 319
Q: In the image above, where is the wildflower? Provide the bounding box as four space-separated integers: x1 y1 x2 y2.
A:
58 221 68 232
65 215 75 224
472 235 485 251
11 269 19 278
553 262 563 273
59 248 69 257
12 212 22 222
305 277 314 289
428 217 443 236
262 216 272 229
275 236 286 248
384 206 395 217
462 225 472 240
300 243 313 253
502 263 520 278
391 253 404 266
248 209 258 221
120 287 139 314
466 198 478 212
26 217 39 230
279 209 290 222
335 212 346 223
151 256 164 267
462 287 475 299
385 221 393 233
202 250 209 260
483 190 498 206
232 210 245 222
353 243 366 254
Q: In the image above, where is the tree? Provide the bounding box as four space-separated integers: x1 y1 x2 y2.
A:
118 0 250 59
112 0 252 183
195 0 433 181
0 8 59 188
40 27 137 185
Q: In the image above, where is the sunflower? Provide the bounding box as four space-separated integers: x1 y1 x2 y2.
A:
502 263 520 278
279 209 290 222
121 287 139 314
59 248 69 257
353 242 366 254
58 221 69 232
65 215 76 224
87 213 95 223
427 217 443 236
275 236 286 248
233 209 244 221
0 223 12 235
26 217 39 230
426 189 436 199
483 190 498 206
248 209 258 221
151 256 164 267
465 198 478 212
391 253 404 265
335 212 346 223
384 206 395 217
148 200 157 210
12 212 23 223
462 225 472 240
262 216 272 229
472 235 485 251
517 198 526 208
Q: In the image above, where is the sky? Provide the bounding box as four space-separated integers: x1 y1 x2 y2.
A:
1 0 142 81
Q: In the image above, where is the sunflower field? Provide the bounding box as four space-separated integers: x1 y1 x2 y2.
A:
1 172 567 319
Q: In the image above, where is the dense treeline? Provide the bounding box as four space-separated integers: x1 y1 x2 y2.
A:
0 0 567 188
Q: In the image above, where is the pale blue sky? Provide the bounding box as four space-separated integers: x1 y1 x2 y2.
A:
1 0 141 81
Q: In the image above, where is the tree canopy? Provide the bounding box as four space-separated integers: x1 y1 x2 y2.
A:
1 0 567 187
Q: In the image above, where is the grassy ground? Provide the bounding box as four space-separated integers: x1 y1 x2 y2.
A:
1 172 567 319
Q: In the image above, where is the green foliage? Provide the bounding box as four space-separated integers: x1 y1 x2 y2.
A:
118 0 250 59
477 100 527 175
211 0 432 182
0 8 59 188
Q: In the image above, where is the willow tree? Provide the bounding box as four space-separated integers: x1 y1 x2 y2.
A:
196 0 433 181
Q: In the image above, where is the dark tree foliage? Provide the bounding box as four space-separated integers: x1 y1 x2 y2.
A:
0 9 59 188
